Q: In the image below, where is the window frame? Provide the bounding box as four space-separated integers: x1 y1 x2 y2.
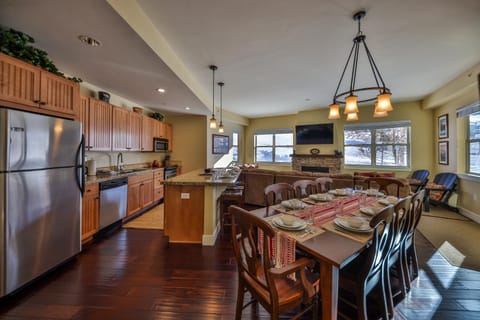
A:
343 121 411 170
232 131 239 162
254 128 293 164
467 111 480 175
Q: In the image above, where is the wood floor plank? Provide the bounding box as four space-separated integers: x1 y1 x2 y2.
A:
0 223 478 319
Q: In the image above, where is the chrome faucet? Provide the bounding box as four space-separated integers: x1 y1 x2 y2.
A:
116 152 124 171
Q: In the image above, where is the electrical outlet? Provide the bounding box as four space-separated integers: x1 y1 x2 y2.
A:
180 193 190 199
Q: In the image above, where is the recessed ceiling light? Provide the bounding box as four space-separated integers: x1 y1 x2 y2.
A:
157 88 166 93
305 98 311 101
78 35 101 47
185 107 191 110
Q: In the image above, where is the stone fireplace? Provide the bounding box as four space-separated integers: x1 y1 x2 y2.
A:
291 154 342 173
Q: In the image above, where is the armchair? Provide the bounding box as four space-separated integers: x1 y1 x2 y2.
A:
408 169 430 192
423 172 458 212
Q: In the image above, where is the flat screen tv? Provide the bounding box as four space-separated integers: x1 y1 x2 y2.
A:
295 123 334 145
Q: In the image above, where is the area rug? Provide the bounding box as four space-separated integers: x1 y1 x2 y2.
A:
123 204 164 230
417 208 480 271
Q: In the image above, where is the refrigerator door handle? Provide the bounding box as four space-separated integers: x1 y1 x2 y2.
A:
75 135 85 195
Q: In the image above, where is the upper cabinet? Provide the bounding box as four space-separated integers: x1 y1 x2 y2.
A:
88 98 112 151
141 115 155 152
0 53 79 118
127 111 142 151
112 106 129 151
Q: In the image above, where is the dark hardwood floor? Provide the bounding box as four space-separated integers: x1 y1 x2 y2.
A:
0 226 479 319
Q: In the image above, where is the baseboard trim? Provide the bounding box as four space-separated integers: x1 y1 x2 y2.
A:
202 223 220 246
458 206 480 224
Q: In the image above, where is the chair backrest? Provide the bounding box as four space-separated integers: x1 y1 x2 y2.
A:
429 172 458 202
229 205 277 304
361 205 395 287
315 177 333 193
405 189 425 242
411 169 429 181
292 179 317 198
365 177 405 197
264 183 295 206
390 196 412 258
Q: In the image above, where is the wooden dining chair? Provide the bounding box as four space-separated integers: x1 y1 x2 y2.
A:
385 196 412 316
229 205 319 320
314 177 333 193
292 179 317 198
402 189 425 289
339 205 395 320
365 177 406 197
264 183 295 215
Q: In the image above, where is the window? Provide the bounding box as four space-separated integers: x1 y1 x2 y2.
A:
254 129 293 163
467 111 480 175
344 121 411 168
232 131 239 162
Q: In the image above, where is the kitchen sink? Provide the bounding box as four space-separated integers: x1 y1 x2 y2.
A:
96 168 147 176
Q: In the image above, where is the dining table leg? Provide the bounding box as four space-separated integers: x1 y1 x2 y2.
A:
320 262 339 319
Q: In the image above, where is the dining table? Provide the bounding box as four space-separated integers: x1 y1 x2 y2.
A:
248 191 395 320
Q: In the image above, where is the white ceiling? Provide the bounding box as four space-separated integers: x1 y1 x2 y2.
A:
1 0 479 119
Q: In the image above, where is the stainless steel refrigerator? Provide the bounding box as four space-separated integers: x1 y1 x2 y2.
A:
0 108 84 297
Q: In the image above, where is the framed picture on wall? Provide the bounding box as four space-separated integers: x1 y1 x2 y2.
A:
212 134 229 154
438 141 449 165
438 114 448 139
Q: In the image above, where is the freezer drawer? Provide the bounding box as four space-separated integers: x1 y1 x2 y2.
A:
0 168 81 296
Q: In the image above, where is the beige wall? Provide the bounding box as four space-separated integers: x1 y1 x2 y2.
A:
168 114 207 173
426 63 480 218
244 102 434 178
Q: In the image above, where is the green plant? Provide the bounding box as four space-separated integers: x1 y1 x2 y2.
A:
0 27 82 83
150 112 164 121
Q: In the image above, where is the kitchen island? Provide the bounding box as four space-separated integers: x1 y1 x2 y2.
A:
162 169 240 245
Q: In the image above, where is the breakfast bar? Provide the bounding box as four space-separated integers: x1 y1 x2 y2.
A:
162 168 240 245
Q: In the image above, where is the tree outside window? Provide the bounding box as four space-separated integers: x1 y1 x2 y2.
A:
468 112 480 174
254 129 293 163
344 121 411 169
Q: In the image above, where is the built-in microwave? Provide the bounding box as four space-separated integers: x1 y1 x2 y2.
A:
153 138 169 152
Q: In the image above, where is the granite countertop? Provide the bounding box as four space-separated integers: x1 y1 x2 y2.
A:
85 167 165 185
161 168 240 186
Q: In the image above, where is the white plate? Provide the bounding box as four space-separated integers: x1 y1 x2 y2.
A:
378 197 397 205
280 199 307 210
359 207 376 216
328 189 350 196
309 193 333 202
364 191 385 197
272 217 307 231
334 216 372 233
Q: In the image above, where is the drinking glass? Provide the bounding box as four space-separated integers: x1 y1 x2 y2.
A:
359 193 367 208
354 185 363 193
334 198 345 217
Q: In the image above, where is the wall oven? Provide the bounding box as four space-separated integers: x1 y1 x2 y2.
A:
153 138 168 152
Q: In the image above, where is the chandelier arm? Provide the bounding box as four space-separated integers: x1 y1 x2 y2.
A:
363 41 387 90
350 40 361 94
333 42 357 100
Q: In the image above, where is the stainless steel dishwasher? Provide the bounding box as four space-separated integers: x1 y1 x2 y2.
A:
99 177 128 229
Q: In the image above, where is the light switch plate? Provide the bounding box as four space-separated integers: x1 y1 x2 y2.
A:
180 193 190 199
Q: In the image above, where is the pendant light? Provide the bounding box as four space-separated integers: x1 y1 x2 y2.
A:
209 65 217 129
329 10 393 120
218 81 225 133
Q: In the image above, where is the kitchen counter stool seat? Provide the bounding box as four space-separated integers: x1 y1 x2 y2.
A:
220 184 244 236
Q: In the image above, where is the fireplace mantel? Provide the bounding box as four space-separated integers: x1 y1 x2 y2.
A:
290 154 343 173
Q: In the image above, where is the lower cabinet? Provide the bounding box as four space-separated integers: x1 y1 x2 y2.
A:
153 168 165 202
127 172 154 216
82 183 99 242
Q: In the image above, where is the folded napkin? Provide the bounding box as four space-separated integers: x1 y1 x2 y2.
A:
309 193 334 201
281 198 307 210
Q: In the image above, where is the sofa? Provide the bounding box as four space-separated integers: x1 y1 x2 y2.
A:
238 168 410 206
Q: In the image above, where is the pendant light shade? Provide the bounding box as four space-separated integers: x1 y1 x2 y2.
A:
328 103 341 119
330 11 393 120
209 65 217 129
344 95 359 114
218 81 225 133
373 103 388 118
346 112 359 121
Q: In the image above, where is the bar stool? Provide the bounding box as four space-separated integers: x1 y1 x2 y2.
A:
220 183 244 236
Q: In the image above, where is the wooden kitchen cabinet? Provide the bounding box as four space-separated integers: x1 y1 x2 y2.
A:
141 115 155 152
0 53 79 118
128 111 142 151
153 169 165 202
127 172 154 216
87 97 112 151
82 183 99 243
79 95 89 140
154 120 166 138
112 106 129 151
